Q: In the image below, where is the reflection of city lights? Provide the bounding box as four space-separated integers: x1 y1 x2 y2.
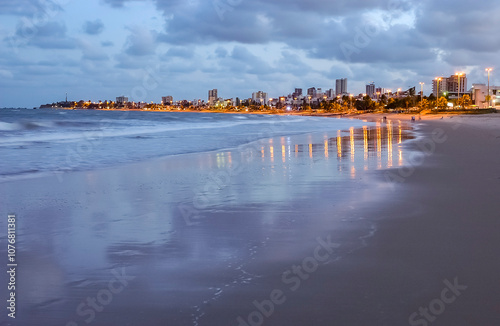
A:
398 121 402 144
363 126 368 162
377 125 382 169
216 153 223 168
324 140 329 159
337 130 342 158
351 165 356 179
387 123 393 168
309 143 313 158
228 152 232 167
350 127 355 162
261 146 265 159
399 149 403 166
295 144 299 157
282 145 286 163
270 145 274 162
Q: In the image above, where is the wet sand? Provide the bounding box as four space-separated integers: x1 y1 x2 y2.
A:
1 116 500 325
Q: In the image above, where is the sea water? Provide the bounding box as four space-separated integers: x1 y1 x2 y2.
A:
0 108 372 181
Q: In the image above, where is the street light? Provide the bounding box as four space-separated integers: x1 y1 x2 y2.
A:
419 82 424 103
435 77 442 98
486 68 493 108
456 72 463 107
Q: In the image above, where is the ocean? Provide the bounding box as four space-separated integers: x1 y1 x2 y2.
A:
0 108 374 181
0 108 420 326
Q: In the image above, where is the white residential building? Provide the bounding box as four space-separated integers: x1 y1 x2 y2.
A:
470 83 500 108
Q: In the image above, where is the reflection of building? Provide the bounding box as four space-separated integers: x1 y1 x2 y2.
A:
162 96 173 105
116 96 128 104
471 83 500 108
243 124 412 175
208 89 218 105
336 78 348 96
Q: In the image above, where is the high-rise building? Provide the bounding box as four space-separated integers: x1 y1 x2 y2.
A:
336 78 347 96
307 87 317 98
208 89 218 105
432 78 446 97
252 91 269 105
293 88 303 98
366 83 375 98
447 74 467 94
116 96 128 104
432 74 467 98
162 96 173 105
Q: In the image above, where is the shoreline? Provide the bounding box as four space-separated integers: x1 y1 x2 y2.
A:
38 105 497 118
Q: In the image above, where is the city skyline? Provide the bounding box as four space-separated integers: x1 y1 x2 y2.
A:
1 0 499 108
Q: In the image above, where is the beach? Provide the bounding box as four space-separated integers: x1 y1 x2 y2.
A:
0 112 499 325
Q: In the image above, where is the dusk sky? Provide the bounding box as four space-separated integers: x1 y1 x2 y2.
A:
1 0 499 108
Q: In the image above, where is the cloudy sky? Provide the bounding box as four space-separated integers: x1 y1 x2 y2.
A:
1 0 499 107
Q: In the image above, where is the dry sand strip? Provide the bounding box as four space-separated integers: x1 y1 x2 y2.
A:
309 116 500 325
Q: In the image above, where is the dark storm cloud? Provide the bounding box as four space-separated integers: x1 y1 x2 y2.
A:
165 47 194 58
155 0 413 45
103 0 183 10
83 19 105 35
416 3 500 53
14 21 77 49
227 46 274 75
0 0 63 16
124 26 158 56
101 0 128 8
274 51 312 77
150 0 498 68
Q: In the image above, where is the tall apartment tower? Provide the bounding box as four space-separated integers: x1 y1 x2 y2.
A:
336 78 347 96
208 89 218 105
432 74 467 98
366 83 375 98
293 88 303 98
162 96 173 105
307 87 317 98
252 91 269 105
